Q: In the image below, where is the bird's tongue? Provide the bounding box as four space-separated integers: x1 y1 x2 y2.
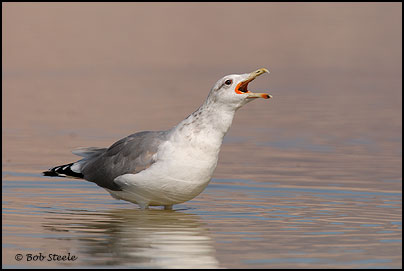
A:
235 82 271 99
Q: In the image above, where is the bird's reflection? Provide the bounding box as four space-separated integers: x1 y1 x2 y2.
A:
43 208 219 268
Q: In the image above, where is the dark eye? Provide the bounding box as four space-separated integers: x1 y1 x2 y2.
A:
225 79 232 85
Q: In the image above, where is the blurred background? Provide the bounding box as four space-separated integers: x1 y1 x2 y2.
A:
2 2 402 269
3 3 402 154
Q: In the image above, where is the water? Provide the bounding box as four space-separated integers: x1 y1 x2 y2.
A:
3 3 402 269
2 173 402 268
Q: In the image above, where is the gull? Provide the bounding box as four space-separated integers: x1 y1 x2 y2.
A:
43 68 272 210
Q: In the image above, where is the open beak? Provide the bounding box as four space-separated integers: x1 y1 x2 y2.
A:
235 68 272 99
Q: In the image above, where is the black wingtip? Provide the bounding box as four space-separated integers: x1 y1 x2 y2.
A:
43 170 60 177
43 163 84 179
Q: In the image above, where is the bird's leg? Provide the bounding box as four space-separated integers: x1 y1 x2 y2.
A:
164 205 173 210
138 202 149 210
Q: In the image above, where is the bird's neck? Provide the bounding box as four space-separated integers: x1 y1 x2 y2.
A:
169 99 237 148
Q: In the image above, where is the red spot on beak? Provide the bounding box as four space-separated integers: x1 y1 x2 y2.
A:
262 94 270 99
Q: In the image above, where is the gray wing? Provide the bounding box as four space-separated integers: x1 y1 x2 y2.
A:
80 130 168 191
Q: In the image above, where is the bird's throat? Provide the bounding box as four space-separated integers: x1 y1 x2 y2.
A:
170 102 236 148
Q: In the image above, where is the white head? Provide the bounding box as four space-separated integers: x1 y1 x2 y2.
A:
206 68 272 110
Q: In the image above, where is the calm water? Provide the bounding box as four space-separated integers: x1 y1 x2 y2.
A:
3 3 402 269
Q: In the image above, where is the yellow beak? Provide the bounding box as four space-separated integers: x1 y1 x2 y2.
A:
235 68 272 99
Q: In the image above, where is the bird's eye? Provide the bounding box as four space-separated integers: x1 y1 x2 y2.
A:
225 79 232 85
